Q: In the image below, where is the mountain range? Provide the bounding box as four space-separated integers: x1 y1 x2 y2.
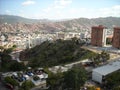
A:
0 15 120 33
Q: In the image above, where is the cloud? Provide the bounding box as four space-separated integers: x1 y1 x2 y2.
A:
67 5 120 18
98 5 120 17
54 0 72 9
22 0 36 6
41 0 73 19
6 10 11 13
55 0 72 6
19 2 120 20
31 11 62 19
35 5 120 19
42 8 51 13
5 10 11 14
43 0 72 12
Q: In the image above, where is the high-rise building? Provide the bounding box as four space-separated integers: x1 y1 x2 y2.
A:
91 25 107 47
112 27 120 49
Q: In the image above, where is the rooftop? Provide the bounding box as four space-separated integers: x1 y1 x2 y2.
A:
92 25 105 29
114 27 120 30
93 60 120 76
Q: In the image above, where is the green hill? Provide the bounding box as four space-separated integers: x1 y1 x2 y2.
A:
20 39 96 68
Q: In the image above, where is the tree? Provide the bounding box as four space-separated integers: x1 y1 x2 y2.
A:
46 68 64 90
101 51 110 62
0 47 13 71
20 80 35 90
9 61 26 71
106 38 112 45
113 86 120 90
2 48 13 54
105 71 120 89
64 66 87 90
22 39 95 68
90 54 100 66
90 51 110 67
0 46 4 51
0 53 12 71
12 45 17 49
4 76 19 87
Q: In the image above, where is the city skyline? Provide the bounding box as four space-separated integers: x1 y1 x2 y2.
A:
0 0 120 20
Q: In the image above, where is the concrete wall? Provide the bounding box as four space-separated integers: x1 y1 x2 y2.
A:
92 71 102 83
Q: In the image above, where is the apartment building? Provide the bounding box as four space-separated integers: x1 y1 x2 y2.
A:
91 25 107 47
112 27 120 49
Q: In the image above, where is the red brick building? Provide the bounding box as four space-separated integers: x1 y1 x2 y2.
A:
91 25 106 46
112 27 120 49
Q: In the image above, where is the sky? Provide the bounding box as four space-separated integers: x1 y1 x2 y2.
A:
0 0 120 20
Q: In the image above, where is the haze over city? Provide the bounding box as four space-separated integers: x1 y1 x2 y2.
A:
0 0 120 19
0 0 120 90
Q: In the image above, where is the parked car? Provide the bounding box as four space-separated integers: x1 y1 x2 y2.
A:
23 75 29 80
11 75 18 80
26 72 34 76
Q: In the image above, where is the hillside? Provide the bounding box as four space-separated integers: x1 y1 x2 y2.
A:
0 15 50 24
0 15 120 33
20 39 96 67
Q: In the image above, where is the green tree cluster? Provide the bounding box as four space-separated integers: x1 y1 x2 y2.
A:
0 46 26 72
113 86 120 90
45 68 64 90
4 76 19 87
9 61 26 71
105 71 120 89
90 51 110 66
19 80 35 90
106 38 112 45
64 66 87 90
46 65 87 90
20 39 95 68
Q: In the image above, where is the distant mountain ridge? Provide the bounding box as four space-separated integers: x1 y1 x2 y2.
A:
0 15 120 33
0 15 50 24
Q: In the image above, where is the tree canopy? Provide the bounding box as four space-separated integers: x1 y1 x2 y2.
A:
20 80 35 90
64 66 87 90
0 46 26 72
105 71 120 89
89 51 110 67
20 39 95 68
4 76 19 87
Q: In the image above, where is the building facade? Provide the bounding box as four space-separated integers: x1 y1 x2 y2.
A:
91 25 106 47
112 27 120 49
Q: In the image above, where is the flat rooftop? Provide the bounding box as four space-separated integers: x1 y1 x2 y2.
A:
93 60 120 76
